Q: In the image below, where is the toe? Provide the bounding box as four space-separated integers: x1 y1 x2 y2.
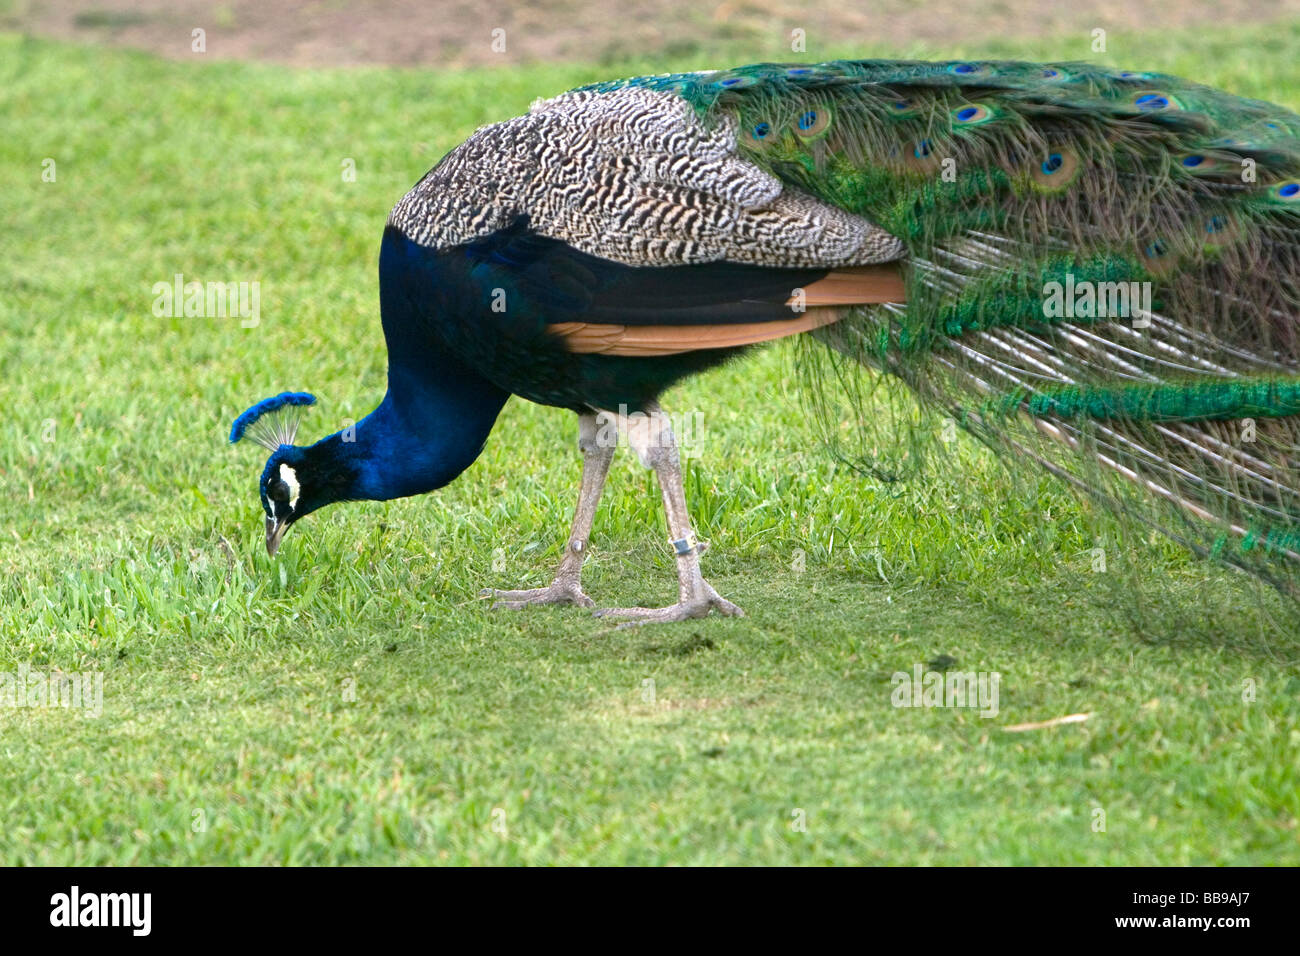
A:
484 583 593 609
714 598 745 617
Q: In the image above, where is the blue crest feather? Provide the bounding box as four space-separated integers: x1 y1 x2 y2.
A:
230 392 317 450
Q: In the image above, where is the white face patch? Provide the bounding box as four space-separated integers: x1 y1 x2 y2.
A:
278 463 301 511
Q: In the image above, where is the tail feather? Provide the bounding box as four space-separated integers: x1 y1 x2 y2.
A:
594 59 1300 600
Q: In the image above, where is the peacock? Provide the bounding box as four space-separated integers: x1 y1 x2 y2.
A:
231 59 1300 622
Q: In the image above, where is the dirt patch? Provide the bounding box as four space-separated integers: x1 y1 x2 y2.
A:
6 0 1300 68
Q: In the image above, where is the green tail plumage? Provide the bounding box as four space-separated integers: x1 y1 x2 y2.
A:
592 60 1300 603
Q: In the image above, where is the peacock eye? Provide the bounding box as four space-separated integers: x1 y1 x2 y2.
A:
268 480 290 503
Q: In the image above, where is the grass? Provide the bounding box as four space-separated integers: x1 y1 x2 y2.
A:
2 23 1299 864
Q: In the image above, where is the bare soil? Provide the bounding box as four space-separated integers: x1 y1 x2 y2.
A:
5 0 1300 68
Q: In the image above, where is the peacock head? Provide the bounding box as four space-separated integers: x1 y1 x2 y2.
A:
258 444 310 556
231 392 358 555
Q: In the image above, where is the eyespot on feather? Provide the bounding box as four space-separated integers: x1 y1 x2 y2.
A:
1181 154 1219 175
793 103 833 139
711 72 759 90
1029 148 1081 191
742 119 779 149
885 97 919 119
1201 212 1243 251
1269 179 1300 203
901 137 943 174
948 62 993 77
1132 90 1182 112
1176 152 1239 177
1138 237 1180 275
952 103 996 127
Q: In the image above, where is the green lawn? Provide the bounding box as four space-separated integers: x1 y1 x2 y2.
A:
2 25 1298 864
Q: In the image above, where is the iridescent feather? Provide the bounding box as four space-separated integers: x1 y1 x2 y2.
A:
580 60 1300 599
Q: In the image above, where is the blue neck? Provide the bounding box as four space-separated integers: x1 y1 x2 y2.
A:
297 224 513 504
308 352 509 503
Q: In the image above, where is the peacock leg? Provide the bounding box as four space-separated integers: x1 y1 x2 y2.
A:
593 402 743 623
483 412 614 609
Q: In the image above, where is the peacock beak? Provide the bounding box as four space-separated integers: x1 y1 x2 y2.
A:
266 516 290 556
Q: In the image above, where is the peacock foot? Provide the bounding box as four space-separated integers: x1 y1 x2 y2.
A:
592 579 744 625
481 578 595 610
